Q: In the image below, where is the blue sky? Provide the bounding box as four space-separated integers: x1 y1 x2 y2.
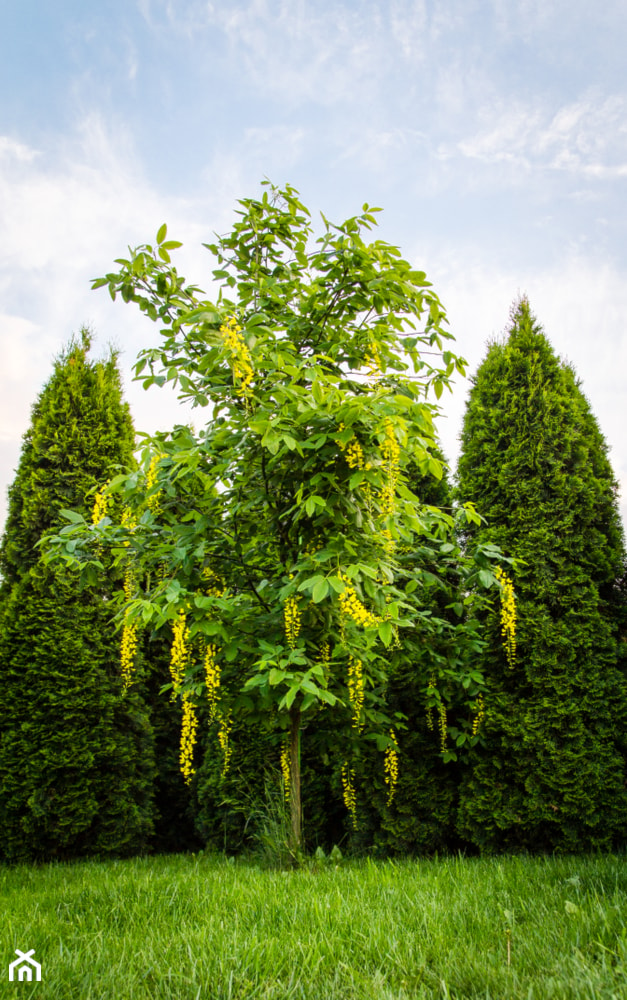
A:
1 0 626 530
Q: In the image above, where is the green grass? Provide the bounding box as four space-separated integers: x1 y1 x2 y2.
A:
1 853 626 999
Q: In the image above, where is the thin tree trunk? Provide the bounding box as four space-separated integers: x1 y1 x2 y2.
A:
289 703 301 854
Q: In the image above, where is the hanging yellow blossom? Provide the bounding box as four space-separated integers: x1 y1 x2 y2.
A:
284 595 302 648
384 729 399 807
219 317 253 397
280 743 291 803
347 655 365 731
365 342 382 377
380 418 400 517
338 576 381 629
91 483 108 524
472 694 486 736
336 424 371 471
426 674 436 731
202 567 226 597
169 610 190 696
345 438 365 470
217 708 233 776
494 566 516 668
341 762 358 830
145 453 164 515
180 693 198 785
118 507 138 692
439 704 448 754
120 564 138 693
204 643 220 722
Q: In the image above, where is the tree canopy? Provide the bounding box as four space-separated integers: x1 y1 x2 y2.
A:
44 183 507 850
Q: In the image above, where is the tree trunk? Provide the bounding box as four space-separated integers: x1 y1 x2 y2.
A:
288 703 301 854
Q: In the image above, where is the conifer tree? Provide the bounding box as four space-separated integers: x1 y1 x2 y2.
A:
0 331 156 861
456 298 627 852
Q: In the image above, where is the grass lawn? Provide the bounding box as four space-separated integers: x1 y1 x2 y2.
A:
1 852 625 999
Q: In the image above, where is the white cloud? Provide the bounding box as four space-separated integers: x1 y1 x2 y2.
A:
456 92 627 180
0 137 39 163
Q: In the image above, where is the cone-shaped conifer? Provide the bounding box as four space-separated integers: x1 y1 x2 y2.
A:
0 332 156 861
455 298 627 852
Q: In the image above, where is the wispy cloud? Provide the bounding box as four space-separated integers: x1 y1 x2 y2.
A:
0 137 39 163
456 92 627 180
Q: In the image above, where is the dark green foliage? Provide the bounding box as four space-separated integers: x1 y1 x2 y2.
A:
455 298 627 852
0 333 156 861
364 454 467 855
193 713 343 855
144 631 203 854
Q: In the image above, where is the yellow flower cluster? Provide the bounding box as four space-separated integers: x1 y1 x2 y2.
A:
384 729 399 807
365 342 382 377
92 484 108 524
121 507 136 530
220 317 253 397
204 643 220 722
426 675 436 731
217 709 233 776
145 454 163 515
119 506 138 692
439 704 448 754
202 567 226 597
380 417 401 518
341 762 358 830
472 693 486 736
280 743 291 803
346 438 365 469
338 576 381 630
347 655 365 731
338 573 382 628
120 564 138 693
284 595 302 649
494 566 517 668
169 610 190 696
336 424 372 472
180 693 198 786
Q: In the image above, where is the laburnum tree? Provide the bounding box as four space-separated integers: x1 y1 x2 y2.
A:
455 298 627 852
45 184 508 854
0 332 156 861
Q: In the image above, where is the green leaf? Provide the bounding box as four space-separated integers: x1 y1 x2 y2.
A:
297 575 325 594
312 578 329 603
378 621 393 646
156 223 167 245
59 509 85 524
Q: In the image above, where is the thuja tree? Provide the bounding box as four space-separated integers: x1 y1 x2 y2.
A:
455 298 627 852
45 185 505 853
0 333 155 861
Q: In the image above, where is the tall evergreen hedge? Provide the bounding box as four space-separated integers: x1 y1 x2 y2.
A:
455 299 627 852
0 332 156 861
